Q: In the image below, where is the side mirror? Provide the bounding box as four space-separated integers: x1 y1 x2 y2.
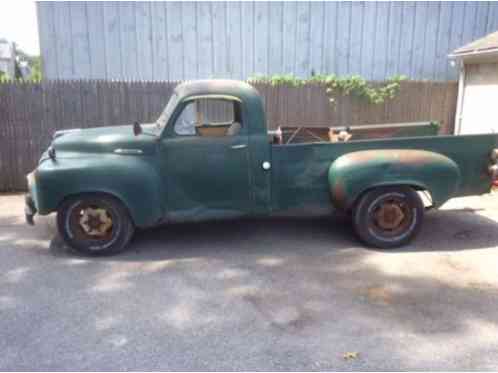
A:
133 121 142 136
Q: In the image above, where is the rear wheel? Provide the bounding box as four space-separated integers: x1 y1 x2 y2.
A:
353 186 424 249
57 194 134 256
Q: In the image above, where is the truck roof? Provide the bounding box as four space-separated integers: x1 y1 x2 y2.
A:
174 79 261 102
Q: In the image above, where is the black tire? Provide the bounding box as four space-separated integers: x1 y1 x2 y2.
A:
56 194 134 256
353 186 424 249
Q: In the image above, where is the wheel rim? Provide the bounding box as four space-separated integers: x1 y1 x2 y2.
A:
78 207 113 238
367 193 415 240
66 200 119 250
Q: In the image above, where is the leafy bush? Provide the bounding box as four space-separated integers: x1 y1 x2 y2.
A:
249 74 407 105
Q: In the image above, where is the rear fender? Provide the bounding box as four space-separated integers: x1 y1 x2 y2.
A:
328 149 461 210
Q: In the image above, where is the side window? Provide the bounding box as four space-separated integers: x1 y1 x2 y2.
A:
174 98 242 137
174 101 197 135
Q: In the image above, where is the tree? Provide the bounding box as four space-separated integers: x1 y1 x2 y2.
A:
3 44 43 82
29 56 42 81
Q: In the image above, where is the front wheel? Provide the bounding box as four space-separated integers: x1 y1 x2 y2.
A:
57 194 134 256
353 186 424 249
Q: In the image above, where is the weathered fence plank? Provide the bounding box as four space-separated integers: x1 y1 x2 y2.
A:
0 80 457 192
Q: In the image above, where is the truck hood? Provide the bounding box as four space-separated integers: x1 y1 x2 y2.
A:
51 124 158 156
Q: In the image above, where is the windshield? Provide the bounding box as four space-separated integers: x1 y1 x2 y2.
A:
156 92 180 130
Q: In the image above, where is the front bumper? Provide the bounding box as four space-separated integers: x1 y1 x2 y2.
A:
25 172 38 225
25 193 37 225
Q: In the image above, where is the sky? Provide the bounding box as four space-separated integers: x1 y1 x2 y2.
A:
0 0 39 55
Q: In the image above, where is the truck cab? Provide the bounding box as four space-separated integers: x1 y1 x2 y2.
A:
154 80 272 221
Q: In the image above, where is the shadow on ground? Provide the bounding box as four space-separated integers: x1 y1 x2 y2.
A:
42 206 498 260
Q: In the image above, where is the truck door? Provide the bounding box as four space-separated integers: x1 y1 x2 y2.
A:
159 97 252 221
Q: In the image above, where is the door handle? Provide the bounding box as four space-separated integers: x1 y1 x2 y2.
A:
231 144 247 149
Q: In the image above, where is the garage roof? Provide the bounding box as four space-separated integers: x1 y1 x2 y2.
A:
449 30 498 59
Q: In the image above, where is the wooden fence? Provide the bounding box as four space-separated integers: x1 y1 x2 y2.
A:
0 80 457 192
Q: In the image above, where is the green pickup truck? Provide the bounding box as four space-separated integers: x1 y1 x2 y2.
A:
25 80 498 255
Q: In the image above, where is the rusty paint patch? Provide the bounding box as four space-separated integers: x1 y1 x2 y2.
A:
343 149 436 167
332 178 347 206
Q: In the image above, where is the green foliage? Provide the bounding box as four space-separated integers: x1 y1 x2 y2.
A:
29 56 43 82
249 74 307 87
0 71 11 83
0 45 43 83
249 74 407 105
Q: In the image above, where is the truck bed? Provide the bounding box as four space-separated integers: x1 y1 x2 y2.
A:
270 121 440 144
269 133 498 215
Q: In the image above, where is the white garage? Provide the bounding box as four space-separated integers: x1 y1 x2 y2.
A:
450 31 498 135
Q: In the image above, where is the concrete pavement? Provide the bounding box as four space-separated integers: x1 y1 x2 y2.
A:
1 193 498 370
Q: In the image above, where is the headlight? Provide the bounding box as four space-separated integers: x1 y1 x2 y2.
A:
27 171 36 188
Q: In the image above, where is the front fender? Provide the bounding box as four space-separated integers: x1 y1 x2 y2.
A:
32 154 162 227
328 149 461 210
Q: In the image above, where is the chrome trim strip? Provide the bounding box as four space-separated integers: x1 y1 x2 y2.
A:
230 144 247 149
114 148 144 155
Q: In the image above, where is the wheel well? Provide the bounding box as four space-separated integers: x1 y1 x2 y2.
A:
56 191 136 226
351 184 433 211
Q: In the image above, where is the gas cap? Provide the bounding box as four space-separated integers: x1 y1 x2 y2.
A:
262 161 271 170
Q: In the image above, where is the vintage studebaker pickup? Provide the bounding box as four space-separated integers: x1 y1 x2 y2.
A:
25 80 498 255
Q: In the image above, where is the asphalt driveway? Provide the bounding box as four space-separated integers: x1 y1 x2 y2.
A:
1 193 498 370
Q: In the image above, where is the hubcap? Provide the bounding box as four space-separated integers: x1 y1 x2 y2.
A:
374 202 405 230
368 194 413 238
79 207 113 237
